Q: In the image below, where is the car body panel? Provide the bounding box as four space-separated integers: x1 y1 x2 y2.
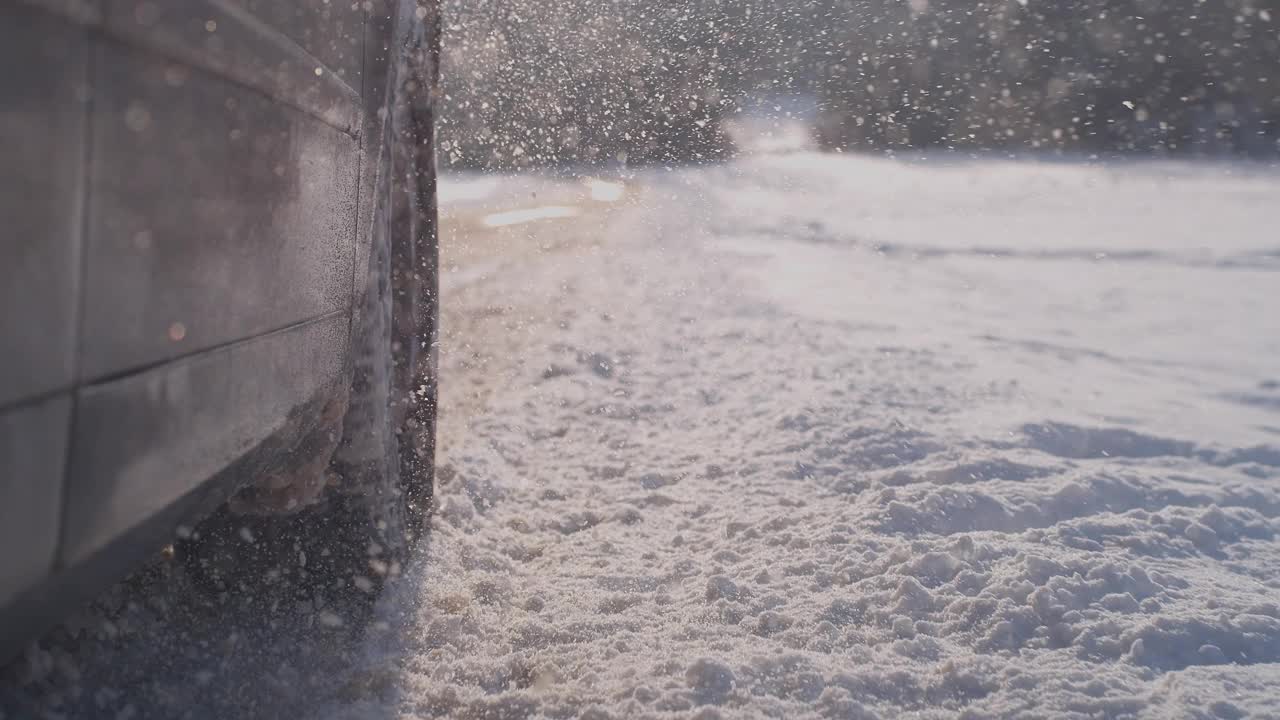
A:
0 6 87 406
0 396 71 607
14 0 100 24
17 1 364 137
348 9 398 313
0 0 412 662
62 312 348 566
81 40 359 380
103 0 362 134
230 0 367 90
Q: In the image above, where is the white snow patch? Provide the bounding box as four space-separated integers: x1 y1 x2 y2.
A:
328 156 1280 719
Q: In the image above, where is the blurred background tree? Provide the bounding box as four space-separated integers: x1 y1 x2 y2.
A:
813 0 1280 155
439 0 1280 169
439 0 748 169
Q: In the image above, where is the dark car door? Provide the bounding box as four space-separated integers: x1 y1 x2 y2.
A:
0 0 381 639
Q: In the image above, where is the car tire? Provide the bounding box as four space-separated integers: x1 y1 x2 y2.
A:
177 1 439 629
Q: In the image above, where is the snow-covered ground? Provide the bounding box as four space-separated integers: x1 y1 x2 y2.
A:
327 153 1280 718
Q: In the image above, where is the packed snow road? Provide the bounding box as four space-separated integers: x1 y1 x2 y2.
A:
327 154 1280 719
